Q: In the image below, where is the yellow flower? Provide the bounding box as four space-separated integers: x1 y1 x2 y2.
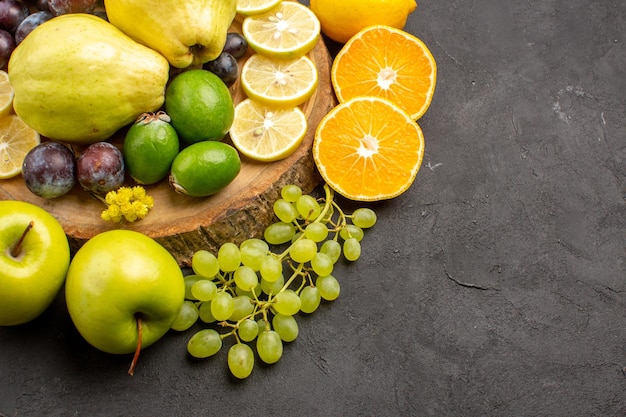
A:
100 186 154 223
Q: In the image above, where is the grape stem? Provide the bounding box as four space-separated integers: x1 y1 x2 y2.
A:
10 221 34 258
128 316 143 376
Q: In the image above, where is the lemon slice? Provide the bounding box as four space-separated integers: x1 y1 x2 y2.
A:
241 54 318 108
0 114 41 179
0 70 14 118
229 98 307 162
242 1 321 59
236 0 283 16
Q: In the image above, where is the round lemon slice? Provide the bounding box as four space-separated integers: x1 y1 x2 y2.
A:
242 1 321 59
236 0 283 16
241 53 318 108
229 98 307 162
0 114 41 179
0 70 15 118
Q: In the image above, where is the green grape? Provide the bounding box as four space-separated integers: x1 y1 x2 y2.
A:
187 329 222 359
311 252 334 276
291 231 303 244
296 194 321 221
257 318 270 333
191 250 220 279
261 274 285 296
316 275 340 300
240 239 268 271
190 279 217 302
256 330 283 364
240 238 269 253
211 292 234 321
184 274 202 300
289 238 317 264
234 265 259 292
171 300 199 331
343 237 361 261
228 343 254 379
272 313 299 342
217 242 241 272
264 221 296 245
351 208 377 229
235 283 262 298
339 224 364 241
304 222 329 242
198 301 216 323
299 285 321 314
259 255 283 283
320 240 342 264
229 295 254 322
281 184 302 202
273 199 298 223
238 318 259 342
273 289 301 315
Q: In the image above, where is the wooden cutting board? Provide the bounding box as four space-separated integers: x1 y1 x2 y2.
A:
0 20 336 267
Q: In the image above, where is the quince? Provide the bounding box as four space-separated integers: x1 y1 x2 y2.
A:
8 14 169 144
105 0 237 69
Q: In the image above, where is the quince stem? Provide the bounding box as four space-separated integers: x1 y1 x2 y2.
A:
11 221 33 258
128 316 143 376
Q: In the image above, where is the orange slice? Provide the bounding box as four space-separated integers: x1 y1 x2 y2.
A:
313 97 424 201
331 25 437 120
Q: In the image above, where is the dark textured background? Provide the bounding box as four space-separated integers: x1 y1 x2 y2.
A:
2 1 626 416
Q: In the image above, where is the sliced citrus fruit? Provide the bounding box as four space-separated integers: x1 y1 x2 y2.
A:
229 98 307 162
242 1 321 59
0 70 14 118
331 25 437 120
0 114 41 179
313 97 424 201
240 53 318 107
236 0 283 16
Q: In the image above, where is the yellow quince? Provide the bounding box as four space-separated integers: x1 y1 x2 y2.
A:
105 0 238 68
8 14 169 144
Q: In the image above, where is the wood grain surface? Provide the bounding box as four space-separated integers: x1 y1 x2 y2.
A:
0 20 336 266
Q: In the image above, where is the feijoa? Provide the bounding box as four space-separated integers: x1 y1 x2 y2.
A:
123 112 179 185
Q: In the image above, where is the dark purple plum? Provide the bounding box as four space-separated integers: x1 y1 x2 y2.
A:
22 141 77 199
76 141 125 194
35 0 49 11
14 11 53 44
0 28 14 69
0 0 29 34
47 0 96 16
203 52 238 87
223 32 248 59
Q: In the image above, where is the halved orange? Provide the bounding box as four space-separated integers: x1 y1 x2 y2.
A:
313 97 424 201
331 25 437 120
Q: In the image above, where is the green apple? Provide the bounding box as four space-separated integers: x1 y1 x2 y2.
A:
65 229 184 373
0 200 70 326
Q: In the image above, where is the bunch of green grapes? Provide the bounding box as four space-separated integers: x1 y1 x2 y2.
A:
170 183 377 379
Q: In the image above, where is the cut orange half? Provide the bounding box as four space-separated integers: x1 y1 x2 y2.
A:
313 97 424 201
331 25 437 120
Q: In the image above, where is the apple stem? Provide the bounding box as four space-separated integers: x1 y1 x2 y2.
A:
11 221 34 258
128 316 143 376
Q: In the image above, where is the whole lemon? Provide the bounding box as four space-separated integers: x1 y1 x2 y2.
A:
310 0 417 44
164 69 235 144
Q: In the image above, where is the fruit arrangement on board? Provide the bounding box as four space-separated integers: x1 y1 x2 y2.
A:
0 0 437 379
